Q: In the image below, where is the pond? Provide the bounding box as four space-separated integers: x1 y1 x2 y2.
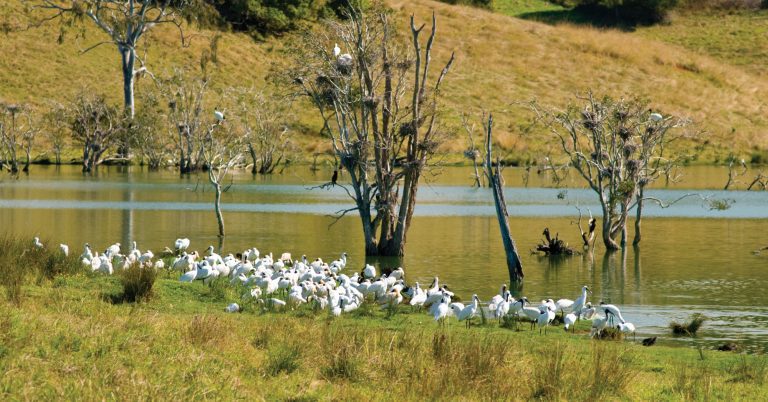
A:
1 165 767 351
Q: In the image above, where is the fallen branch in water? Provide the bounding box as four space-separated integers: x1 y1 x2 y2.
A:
533 228 578 256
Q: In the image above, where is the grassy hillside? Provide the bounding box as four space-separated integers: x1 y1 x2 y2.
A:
1 0 767 163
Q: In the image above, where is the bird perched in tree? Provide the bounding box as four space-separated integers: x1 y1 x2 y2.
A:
331 169 338 185
214 110 225 122
649 111 663 122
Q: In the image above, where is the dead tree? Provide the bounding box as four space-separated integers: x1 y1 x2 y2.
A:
461 113 484 187
534 93 693 250
158 69 209 174
288 3 455 256
69 93 123 173
44 102 69 165
574 206 597 251
724 153 748 190
230 88 293 175
747 172 767 191
130 92 169 170
0 104 37 174
484 114 524 282
32 1 189 120
202 121 243 237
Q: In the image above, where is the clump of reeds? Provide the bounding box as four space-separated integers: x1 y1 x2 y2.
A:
119 264 157 303
265 343 301 376
670 313 706 336
595 326 624 340
187 315 222 346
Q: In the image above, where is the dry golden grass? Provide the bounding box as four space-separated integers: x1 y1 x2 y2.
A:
1 0 766 161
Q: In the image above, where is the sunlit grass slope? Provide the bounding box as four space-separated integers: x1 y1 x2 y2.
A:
1 0 767 162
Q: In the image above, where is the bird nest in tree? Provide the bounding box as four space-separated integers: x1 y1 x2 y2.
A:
534 228 578 256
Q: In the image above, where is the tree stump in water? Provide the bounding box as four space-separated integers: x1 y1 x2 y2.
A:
534 228 578 256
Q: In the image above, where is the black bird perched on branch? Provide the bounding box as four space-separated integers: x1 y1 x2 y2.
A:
331 169 338 185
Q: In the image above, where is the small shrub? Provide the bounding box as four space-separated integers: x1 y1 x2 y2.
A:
670 313 706 336
731 355 768 385
532 342 568 399
120 265 157 303
595 326 624 340
672 363 716 399
251 326 271 349
708 198 734 211
321 347 360 381
588 344 636 398
188 315 221 346
266 343 301 376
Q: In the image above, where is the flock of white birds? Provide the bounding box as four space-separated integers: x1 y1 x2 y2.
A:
42 236 636 338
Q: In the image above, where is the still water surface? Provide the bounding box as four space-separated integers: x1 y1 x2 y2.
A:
1 165 766 350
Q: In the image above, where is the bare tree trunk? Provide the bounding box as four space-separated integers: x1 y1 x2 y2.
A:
600 202 619 251
633 186 644 245
484 114 524 282
248 143 258 174
23 143 31 173
119 45 135 158
210 175 225 236
471 159 482 188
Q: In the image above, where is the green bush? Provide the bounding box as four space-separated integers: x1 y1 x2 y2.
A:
437 0 494 9
207 0 354 36
572 0 679 24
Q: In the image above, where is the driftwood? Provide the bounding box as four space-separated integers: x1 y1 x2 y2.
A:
484 114 524 282
534 228 578 256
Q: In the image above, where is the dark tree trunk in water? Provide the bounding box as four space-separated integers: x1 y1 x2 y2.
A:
633 186 645 245
484 114 524 282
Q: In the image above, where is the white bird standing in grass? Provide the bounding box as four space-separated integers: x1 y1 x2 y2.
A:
225 303 240 313
650 112 663 122
563 312 577 333
434 294 451 323
80 243 93 264
105 243 120 257
33 237 43 249
363 264 376 279
521 299 542 330
214 109 225 122
581 302 596 320
175 238 190 252
590 315 608 338
617 322 636 340
333 43 341 57
457 294 480 327
599 301 626 325
59 244 69 257
572 285 592 319
538 306 556 334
